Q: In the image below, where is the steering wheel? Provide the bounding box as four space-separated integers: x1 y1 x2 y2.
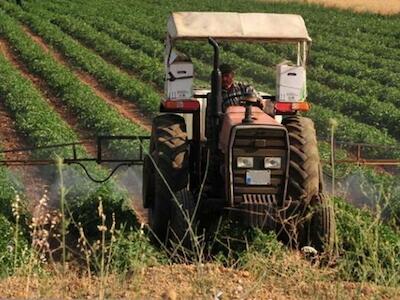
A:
240 95 263 109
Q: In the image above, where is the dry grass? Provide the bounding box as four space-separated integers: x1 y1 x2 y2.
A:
1 261 399 299
260 0 400 15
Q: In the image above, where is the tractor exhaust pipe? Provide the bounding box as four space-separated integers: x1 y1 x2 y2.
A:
208 37 222 194
208 37 222 120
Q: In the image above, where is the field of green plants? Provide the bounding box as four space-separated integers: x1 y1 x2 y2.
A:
0 0 399 297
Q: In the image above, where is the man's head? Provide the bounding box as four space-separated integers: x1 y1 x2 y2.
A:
220 63 235 90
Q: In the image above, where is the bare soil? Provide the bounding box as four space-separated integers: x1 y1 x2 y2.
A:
260 0 400 15
0 97 48 206
306 0 400 14
0 100 29 163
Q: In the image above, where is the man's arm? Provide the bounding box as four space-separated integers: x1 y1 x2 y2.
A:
240 83 275 116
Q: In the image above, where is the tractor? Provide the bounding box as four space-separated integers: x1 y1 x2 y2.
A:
142 12 335 252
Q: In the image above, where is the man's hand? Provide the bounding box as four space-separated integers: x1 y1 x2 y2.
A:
258 99 275 116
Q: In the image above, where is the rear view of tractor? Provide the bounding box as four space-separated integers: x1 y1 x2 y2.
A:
143 12 335 253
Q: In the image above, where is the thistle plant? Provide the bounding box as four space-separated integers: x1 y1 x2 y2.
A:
329 118 338 196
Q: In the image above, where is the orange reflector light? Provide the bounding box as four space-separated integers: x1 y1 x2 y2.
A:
275 101 310 113
163 99 200 111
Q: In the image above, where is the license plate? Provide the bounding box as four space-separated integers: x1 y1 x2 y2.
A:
246 170 271 185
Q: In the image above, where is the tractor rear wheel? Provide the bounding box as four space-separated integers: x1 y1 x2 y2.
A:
282 116 335 252
147 114 189 244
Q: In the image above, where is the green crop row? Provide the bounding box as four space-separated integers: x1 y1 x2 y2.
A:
41 11 211 85
82 15 164 59
46 9 266 93
47 13 216 91
26 1 400 156
105 0 400 51
34 0 400 112
0 8 147 150
309 67 400 106
313 33 400 72
0 49 137 232
70 0 400 105
104 0 400 112
117 3 400 108
50 15 165 88
308 81 400 136
0 1 160 115
311 52 400 89
303 106 400 157
307 19 400 53
0 56 78 152
18 1 400 152
35 0 400 64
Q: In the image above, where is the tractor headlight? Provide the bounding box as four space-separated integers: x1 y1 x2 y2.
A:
237 157 254 168
264 157 281 169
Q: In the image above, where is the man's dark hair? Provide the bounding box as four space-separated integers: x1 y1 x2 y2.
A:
219 63 235 75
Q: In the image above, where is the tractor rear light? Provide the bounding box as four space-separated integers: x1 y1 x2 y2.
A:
292 102 310 111
237 157 254 168
275 101 310 114
264 157 281 169
163 99 200 111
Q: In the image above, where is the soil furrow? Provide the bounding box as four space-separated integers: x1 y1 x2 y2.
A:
22 26 152 132
0 37 97 157
0 99 48 206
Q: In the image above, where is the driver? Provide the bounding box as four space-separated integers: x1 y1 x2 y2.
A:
220 64 275 116
220 63 259 112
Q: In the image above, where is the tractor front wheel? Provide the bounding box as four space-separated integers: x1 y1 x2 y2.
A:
303 192 336 253
282 116 335 253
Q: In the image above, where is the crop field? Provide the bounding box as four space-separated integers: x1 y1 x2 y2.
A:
0 0 399 298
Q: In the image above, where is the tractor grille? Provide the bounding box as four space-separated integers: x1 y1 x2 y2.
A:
243 194 277 205
240 194 277 230
229 126 289 205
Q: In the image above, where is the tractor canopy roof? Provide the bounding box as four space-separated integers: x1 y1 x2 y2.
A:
167 12 312 43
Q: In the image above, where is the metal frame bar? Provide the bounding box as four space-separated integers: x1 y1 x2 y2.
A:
322 140 400 166
323 159 400 166
0 135 150 166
